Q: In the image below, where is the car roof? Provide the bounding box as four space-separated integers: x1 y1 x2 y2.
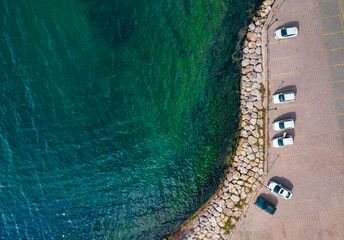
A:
284 137 293 144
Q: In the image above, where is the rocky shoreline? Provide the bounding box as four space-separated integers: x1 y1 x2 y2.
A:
167 0 275 239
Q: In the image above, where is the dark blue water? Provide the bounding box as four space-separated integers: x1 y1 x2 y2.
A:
0 0 258 239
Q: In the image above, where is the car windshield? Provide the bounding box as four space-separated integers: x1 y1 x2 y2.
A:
273 185 281 194
281 29 287 36
279 94 285 102
278 139 284 146
279 122 285 129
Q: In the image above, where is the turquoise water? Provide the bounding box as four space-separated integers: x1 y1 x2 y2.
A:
0 0 259 239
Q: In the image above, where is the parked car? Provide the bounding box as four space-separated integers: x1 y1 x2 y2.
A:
272 119 295 131
255 197 276 215
271 132 294 148
274 27 298 40
272 91 295 104
267 181 292 199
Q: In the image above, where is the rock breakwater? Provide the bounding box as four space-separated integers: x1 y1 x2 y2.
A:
167 0 275 239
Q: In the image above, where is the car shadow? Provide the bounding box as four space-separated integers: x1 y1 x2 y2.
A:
276 21 300 30
269 176 294 190
284 21 300 30
272 129 295 139
258 193 279 207
273 85 297 96
273 112 297 122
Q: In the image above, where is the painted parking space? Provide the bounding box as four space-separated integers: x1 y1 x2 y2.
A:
232 0 344 239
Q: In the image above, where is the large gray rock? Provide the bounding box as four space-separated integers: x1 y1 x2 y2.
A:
254 64 262 73
247 32 258 41
256 38 262 47
242 58 250 67
248 41 256 49
232 171 240 180
247 71 257 80
255 26 262 33
222 193 231 200
241 65 254 74
252 167 260 173
252 129 259 138
231 194 240 203
248 177 256 184
247 102 254 109
249 23 255 31
252 82 261 89
255 46 261 54
223 208 233 216
250 117 257 125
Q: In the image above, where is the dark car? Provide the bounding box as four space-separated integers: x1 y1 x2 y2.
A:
255 197 276 215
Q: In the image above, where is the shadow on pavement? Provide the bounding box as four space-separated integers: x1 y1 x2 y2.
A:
273 112 297 122
284 21 300 29
258 193 279 207
270 176 294 190
272 129 295 139
273 85 297 95
275 21 300 30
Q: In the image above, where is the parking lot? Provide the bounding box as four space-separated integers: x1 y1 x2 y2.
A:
231 0 344 239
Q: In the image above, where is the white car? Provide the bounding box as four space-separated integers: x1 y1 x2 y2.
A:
272 91 295 104
271 132 293 148
272 119 295 131
267 181 292 199
274 27 298 40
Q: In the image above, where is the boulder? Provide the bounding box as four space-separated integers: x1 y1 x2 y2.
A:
252 167 260 173
231 194 240 203
242 58 250 67
252 82 261 89
248 41 256 49
243 47 249 54
254 73 263 83
254 64 262 73
247 102 254 109
248 136 257 145
232 171 240 180
241 65 254 74
256 37 262 46
255 26 262 33
257 119 264 127
247 32 258 41
255 19 264 26
247 71 257 80
247 153 255 160
249 23 255 31
252 144 259 152
249 53 259 59
222 193 231 200
248 177 256 184
252 129 259 138
223 208 233 216
253 101 262 110
255 47 261 55
216 207 223 213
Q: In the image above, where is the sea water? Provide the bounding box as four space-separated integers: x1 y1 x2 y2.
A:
0 0 259 239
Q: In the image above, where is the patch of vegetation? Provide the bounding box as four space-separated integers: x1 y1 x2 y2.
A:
224 217 234 235
234 200 244 209
187 214 198 222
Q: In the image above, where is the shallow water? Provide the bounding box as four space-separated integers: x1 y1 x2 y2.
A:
0 0 259 239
